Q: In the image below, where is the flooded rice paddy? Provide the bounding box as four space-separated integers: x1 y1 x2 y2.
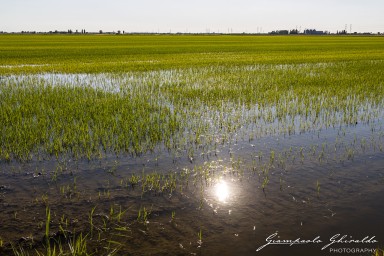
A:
1 62 384 255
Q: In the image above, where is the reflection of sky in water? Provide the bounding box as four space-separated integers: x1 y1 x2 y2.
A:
202 162 240 206
215 180 229 202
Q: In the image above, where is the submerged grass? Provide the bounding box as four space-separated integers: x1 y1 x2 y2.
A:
0 76 179 161
0 60 383 162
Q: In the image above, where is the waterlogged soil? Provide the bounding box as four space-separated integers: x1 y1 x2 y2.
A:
0 119 383 255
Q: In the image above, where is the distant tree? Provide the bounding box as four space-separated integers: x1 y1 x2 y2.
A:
117 30 121 34
289 29 299 34
271 30 289 35
99 30 103 34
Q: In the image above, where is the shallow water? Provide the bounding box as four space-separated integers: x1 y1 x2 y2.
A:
0 119 383 255
0 70 383 255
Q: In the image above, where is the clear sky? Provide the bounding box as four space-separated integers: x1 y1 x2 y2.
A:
1 0 383 33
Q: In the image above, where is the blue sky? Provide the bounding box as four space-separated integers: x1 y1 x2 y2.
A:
1 0 383 33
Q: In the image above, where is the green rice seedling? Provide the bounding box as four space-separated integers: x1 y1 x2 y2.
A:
299 147 304 162
89 206 96 237
43 206 53 255
318 151 325 162
311 145 317 156
251 158 257 174
35 243 59 256
197 228 203 247
137 206 151 225
115 205 127 223
73 177 77 194
258 151 263 162
316 180 320 197
51 165 61 182
68 233 88 255
45 207 51 239
104 240 121 256
346 148 355 160
361 137 367 152
171 211 176 223
262 176 269 191
102 217 108 232
270 150 275 165
129 174 139 189
12 244 30 256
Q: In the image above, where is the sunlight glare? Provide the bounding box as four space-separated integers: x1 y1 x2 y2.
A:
216 180 229 202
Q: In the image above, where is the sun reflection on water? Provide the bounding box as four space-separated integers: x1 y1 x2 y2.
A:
215 180 230 202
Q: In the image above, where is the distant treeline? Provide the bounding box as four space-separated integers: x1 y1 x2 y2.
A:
0 29 381 35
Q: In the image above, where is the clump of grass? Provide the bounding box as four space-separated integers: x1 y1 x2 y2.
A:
137 206 151 225
12 245 29 256
374 248 384 256
262 176 269 191
68 233 88 255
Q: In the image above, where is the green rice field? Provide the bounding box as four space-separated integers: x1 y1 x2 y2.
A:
0 34 383 255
